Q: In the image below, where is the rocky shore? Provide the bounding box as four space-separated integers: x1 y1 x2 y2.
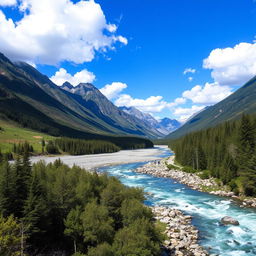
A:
153 206 208 256
136 157 256 208
136 159 218 193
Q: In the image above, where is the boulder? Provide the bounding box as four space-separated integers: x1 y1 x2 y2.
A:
221 216 239 226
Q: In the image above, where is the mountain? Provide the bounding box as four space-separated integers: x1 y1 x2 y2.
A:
119 106 181 135
0 52 160 139
60 83 163 138
159 118 181 133
166 76 256 140
119 106 158 126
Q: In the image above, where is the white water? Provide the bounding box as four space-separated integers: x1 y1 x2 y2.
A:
98 147 256 255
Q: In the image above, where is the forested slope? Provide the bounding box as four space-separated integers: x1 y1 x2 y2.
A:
170 114 256 196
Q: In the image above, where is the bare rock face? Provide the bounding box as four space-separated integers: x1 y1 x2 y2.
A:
220 216 239 226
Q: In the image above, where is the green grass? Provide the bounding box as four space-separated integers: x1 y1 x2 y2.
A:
0 120 55 153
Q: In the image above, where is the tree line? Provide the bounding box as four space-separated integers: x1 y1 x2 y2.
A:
170 114 256 196
42 137 153 155
54 138 120 155
1 134 153 160
0 151 163 255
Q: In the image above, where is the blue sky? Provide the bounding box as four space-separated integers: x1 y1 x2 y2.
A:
0 0 256 121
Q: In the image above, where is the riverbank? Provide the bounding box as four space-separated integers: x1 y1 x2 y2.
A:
153 206 208 256
30 146 168 170
97 151 256 255
136 156 256 208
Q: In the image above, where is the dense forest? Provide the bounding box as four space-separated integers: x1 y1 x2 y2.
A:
53 136 153 155
0 151 163 256
170 114 256 196
42 136 153 155
48 138 120 155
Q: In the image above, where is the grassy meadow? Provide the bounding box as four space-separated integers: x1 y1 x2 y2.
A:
0 120 55 153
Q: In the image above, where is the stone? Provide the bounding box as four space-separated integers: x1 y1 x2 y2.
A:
220 216 239 226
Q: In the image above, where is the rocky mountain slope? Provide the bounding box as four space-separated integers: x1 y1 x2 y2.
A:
119 106 181 135
0 52 161 138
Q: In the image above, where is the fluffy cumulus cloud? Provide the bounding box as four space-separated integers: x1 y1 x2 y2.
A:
0 0 127 65
183 68 196 75
100 82 127 100
173 105 206 122
182 82 232 104
115 94 168 113
169 97 186 107
0 0 16 6
50 68 95 86
203 42 256 86
99 82 169 113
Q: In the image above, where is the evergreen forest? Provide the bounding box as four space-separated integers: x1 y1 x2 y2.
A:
170 114 256 196
0 151 163 256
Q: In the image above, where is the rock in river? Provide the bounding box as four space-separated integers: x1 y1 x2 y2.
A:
221 216 239 226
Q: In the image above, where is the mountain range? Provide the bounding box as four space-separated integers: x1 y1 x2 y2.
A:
0 52 180 140
119 106 181 135
167 76 256 140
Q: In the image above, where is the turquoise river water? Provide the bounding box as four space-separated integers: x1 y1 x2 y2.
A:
97 147 256 256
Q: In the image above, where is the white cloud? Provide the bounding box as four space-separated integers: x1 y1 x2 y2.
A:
116 36 128 45
203 42 256 86
100 82 127 100
183 68 196 75
182 82 232 104
50 68 95 86
106 24 117 33
173 105 206 122
0 0 16 6
0 0 128 65
168 97 186 107
115 94 168 113
188 77 193 82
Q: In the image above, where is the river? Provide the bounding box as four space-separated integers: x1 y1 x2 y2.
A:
97 147 256 256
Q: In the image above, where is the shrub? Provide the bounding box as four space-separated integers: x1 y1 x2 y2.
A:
198 170 210 179
182 166 197 173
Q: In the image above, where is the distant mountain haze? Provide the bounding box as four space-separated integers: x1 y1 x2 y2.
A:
119 106 181 135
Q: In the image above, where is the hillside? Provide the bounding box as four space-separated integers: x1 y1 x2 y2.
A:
0 119 55 153
166 76 256 139
0 53 159 139
60 83 163 138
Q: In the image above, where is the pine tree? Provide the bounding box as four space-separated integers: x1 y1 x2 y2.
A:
23 171 49 244
41 139 45 154
13 151 32 218
239 114 255 152
0 160 16 217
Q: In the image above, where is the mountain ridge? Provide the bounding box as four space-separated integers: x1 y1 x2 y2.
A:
166 76 256 140
0 52 162 139
119 106 181 135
